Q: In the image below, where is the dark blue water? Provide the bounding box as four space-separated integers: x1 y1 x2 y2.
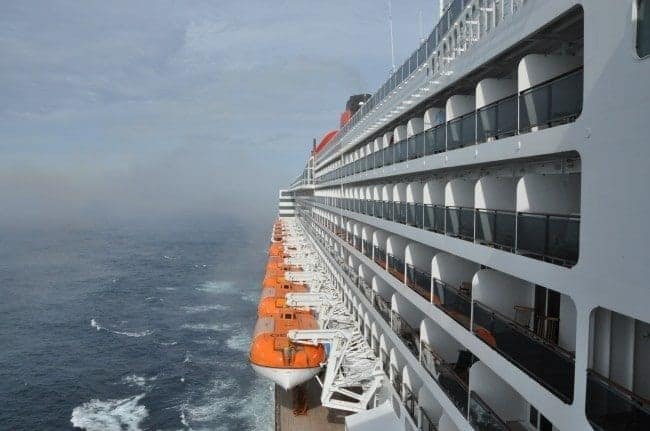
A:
0 218 274 430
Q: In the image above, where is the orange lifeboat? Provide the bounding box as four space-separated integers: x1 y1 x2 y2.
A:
257 285 308 316
249 312 325 390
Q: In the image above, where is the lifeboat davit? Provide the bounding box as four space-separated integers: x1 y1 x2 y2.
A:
249 312 325 390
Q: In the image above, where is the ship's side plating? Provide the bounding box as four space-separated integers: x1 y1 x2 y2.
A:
284 0 650 430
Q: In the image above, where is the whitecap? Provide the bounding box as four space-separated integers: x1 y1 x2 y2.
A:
226 329 250 353
181 304 228 313
158 341 178 346
163 255 176 260
181 323 234 332
195 281 236 294
121 374 157 389
70 393 148 431
91 319 152 338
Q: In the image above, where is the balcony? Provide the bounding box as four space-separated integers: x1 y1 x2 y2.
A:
475 208 516 251
391 364 403 395
384 201 394 221
403 385 419 425
396 139 408 163
362 240 372 259
519 68 583 133
446 111 476 151
366 199 374 216
420 408 438 431
586 370 650 431
395 202 407 225
373 294 391 324
424 124 446 155
476 94 518 143
420 341 470 416
445 206 474 241
407 133 425 160
407 202 422 227
373 246 386 269
374 200 383 218
516 211 580 266
432 279 471 330
406 264 432 302
472 301 575 403
359 279 374 303
383 146 394 166
387 253 405 283
392 311 420 358
468 391 510 431
423 204 445 233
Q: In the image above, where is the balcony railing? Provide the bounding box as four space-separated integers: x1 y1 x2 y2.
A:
359 279 374 303
516 211 580 266
406 264 432 302
468 391 510 431
475 208 516 251
420 408 438 431
472 301 575 403
433 279 471 329
477 94 518 143
403 385 419 425
392 311 420 358
445 206 474 240
446 111 476 150
586 369 650 431
420 341 469 416
519 68 583 132
316 67 583 186
331 199 579 268
424 124 446 155
395 202 407 224
373 294 391 324
387 254 405 282
391 364 403 395
423 204 445 233
373 246 386 269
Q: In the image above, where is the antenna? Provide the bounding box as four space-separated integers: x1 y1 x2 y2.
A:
388 0 396 73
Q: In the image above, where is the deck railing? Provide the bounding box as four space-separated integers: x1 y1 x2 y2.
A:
406 264 432 302
433 279 472 329
420 341 469 416
472 301 575 402
392 311 420 358
586 369 650 431
468 391 510 431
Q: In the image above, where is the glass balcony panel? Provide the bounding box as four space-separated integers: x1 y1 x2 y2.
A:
420 408 437 431
469 392 509 431
374 246 386 269
396 202 407 224
384 146 394 166
396 140 408 163
415 203 424 228
473 301 575 402
517 212 580 266
519 69 583 132
423 204 435 231
388 254 405 282
447 118 463 150
461 112 476 147
433 205 445 233
385 201 394 221
425 125 446 155
374 295 391 323
406 264 432 301
497 95 518 138
374 201 383 218
477 104 497 144
445 207 473 240
375 151 384 168
586 370 650 431
433 279 471 329
392 311 419 358
475 209 516 251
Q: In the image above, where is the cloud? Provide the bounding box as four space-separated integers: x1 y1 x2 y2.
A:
0 0 438 227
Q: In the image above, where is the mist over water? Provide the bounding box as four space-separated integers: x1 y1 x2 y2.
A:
0 218 275 430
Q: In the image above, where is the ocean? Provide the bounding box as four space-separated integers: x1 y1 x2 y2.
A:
0 217 274 430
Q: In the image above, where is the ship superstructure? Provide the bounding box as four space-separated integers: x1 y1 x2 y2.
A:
261 1 650 430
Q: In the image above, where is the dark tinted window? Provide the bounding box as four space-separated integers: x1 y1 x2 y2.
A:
639 0 650 57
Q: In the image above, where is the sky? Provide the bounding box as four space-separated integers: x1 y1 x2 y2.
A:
0 0 439 227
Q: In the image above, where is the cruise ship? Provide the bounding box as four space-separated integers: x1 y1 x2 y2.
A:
251 1 650 430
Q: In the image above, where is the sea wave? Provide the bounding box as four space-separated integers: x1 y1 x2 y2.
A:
180 376 272 430
121 374 157 389
226 328 251 353
195 281 236 294
181 304 228 313
90 319 153 338
181 323 234 332
70 394 148 431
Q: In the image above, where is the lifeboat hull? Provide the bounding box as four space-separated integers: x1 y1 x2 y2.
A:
251 364 320 390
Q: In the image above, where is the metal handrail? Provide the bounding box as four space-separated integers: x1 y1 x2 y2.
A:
588 369 650 409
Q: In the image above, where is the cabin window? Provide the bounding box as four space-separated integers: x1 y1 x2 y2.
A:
639 0 650 57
